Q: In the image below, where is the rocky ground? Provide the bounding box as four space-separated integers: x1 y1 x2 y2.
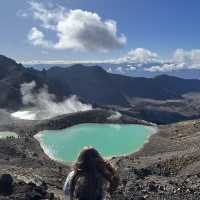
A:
110 120 200 199
1 109 200 199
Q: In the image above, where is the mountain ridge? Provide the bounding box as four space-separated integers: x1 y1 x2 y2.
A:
1 55 200 110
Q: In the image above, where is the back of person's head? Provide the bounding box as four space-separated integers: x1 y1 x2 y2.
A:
70 147 119 200
74 146 103 171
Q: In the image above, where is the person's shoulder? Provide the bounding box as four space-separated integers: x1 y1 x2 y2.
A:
65 171 75 183
63 171 75 196
68 171 75 178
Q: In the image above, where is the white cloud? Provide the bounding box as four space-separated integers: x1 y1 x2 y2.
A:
108 48 200 73
145 63 185 72
28 27 52 48
104 48 162 73
173 49 200 68
27 1 126 51
54 10 126 51
146 49 200 72
29 1 65 30
115 48 160 64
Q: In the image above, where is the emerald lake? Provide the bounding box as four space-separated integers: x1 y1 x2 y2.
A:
0 131 18 139
35 124 155 162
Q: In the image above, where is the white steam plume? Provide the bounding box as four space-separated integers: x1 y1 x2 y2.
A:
107 111 122 120
11 81 92 120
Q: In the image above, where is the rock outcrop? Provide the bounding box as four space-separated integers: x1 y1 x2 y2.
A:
0 173 59 200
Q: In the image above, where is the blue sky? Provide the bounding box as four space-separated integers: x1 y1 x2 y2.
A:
1 0 200 69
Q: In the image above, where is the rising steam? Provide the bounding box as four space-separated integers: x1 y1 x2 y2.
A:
11 81 92 120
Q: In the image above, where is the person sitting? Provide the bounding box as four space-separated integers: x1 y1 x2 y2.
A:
63 147 119 200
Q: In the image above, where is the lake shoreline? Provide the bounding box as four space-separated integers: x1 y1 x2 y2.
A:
34 123 158 163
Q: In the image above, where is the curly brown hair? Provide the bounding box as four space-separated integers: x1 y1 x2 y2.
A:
70 147 119 200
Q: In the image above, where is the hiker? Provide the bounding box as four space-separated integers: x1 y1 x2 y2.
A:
63 147 119 200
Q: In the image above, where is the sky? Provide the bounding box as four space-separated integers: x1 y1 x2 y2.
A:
1 0 200 72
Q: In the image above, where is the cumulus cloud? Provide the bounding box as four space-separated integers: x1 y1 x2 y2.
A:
28 27 52 48
114 48 160 64
145 49 200 72
108 48 200 73
12 81 92 120
27 1 126 51
102 48 162 73
55 10 126 51
107 48 161 67
99 48 200 73
174 49 200 68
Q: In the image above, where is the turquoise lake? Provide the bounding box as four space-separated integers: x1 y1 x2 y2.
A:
0 131 18 139
35 124 155 162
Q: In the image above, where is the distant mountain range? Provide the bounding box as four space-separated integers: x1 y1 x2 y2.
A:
27 63 200 80
2 55 200 110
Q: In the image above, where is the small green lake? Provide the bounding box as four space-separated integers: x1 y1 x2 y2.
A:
0 131 18 139
35 124 155 162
